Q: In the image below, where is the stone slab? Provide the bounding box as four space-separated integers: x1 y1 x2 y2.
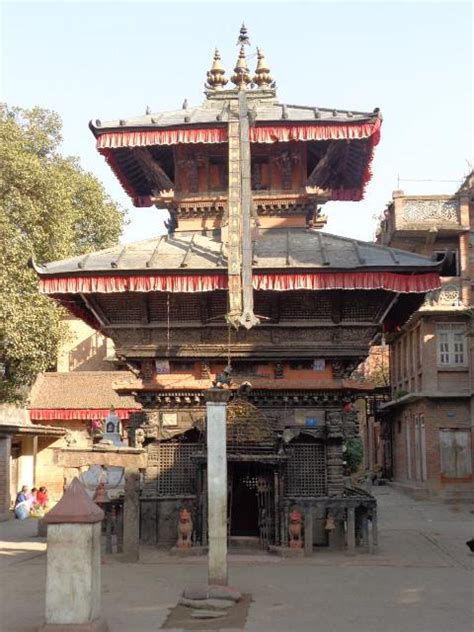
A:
57 449 146 469
179 597 234 610
170 545 208 557
39 617 109 631
191 610 227 619
268 545 305 558
208 585 242 602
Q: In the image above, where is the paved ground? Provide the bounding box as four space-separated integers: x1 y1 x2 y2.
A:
0 487 473 632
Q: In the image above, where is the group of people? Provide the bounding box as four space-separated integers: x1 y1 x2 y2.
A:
14 485 49 520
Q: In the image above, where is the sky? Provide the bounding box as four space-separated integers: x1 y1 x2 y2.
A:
1 1 473 244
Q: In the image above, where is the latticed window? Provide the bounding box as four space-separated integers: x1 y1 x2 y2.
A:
285 443 327 496
436 324 467 367
146 442 199 496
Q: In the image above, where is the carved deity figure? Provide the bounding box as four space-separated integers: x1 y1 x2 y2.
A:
288 508 303 548
177 508 193 548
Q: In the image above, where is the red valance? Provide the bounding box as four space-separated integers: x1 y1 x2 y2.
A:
28 408 139 421
97 127 227 149
249 119 381 144
39 271 440 295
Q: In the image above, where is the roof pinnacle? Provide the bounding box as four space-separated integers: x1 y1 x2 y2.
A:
237 22 250 46
253 48 273 88
231 45 251 88
205 48 228 90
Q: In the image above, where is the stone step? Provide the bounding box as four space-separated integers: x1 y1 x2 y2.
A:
229 536 262 551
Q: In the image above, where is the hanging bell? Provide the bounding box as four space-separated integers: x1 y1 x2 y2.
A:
325 515 336 531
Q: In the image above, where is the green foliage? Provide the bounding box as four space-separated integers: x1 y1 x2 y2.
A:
344 438 364 474
0 104 126 402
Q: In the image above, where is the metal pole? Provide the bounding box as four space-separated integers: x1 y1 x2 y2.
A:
205 388 231 586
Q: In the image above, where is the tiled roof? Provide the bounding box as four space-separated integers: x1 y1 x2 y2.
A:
28 371 140 410
90 94 377 135
36 228 439 275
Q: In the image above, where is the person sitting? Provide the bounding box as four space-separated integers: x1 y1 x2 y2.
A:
36 487 49 508
14 486 30 520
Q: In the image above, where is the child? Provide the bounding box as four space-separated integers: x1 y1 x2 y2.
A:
14 486 30 520
36 487 49 508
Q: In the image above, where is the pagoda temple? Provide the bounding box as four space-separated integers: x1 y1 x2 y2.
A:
33 27 443 550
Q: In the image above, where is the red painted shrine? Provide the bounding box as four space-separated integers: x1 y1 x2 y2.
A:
34 28 442 550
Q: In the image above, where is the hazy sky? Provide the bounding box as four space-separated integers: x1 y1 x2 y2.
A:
1 1 472 244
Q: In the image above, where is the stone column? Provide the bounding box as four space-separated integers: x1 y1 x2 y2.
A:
40 478 108 632
205 388 231 586
346 507 356 554
122 468 140 562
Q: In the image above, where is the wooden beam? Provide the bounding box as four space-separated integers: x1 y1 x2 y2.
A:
80 293 111 328
134 148 174 191
146 235 166 268
140 295 150 325
307 141 342 186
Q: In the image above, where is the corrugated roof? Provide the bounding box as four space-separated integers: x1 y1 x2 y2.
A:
28 371 140 410
37 228 439 275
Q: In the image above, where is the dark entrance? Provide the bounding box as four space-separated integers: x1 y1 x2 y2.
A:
229 463 260 536
228 462 274 547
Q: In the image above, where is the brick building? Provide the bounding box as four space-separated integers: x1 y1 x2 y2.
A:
376 173 474 500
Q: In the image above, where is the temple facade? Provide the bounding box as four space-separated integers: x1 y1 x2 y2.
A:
33 28 442 550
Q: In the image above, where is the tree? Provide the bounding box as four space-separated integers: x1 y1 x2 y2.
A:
0 105 126 402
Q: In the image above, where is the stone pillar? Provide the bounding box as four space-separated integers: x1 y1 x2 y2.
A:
346 507 356 554
205 388 231 586
40 478 108 632
122 468 140 562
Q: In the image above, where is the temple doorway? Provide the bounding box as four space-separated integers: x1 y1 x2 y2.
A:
228 462 274 546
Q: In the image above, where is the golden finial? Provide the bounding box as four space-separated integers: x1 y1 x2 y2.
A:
231 45 251 88
205 48 228 90
253 48 273 88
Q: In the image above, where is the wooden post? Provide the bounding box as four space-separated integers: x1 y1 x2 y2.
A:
304 506 313 556
347 507 356 553
122 469 140 561
105 506 113 554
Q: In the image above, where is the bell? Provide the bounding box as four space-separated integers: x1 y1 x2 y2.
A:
325 515 336 531
93 482 109 504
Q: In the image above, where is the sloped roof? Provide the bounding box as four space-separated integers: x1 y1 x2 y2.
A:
90 94 377 136
35 228 440 275
28 371 140 410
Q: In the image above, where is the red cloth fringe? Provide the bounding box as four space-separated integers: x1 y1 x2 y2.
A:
39 271 439 295
96 120 382 206
28 408 138 421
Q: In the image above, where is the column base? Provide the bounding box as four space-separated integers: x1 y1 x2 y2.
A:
38 618 109 632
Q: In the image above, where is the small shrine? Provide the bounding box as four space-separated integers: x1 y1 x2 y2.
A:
33 26 442 552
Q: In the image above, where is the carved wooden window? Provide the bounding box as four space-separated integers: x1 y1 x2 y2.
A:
146 442 199 496
285 443 327 496
208 157 228 191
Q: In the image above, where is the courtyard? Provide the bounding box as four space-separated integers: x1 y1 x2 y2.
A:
0 487 472 632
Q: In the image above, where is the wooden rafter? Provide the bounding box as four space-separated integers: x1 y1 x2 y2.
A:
134 147 174 191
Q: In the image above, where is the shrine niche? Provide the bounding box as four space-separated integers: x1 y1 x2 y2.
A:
34 25 442 553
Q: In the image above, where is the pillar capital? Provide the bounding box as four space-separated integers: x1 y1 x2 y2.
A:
204 387 232 404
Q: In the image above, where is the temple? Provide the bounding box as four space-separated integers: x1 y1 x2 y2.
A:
32 27 443 551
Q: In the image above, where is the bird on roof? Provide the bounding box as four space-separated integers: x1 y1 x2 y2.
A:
145 106 151 115
237 23 250 46
182 99 188 110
